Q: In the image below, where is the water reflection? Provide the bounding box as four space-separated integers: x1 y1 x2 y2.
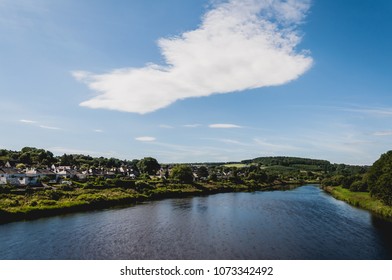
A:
0 185 391 259
371 216 392 258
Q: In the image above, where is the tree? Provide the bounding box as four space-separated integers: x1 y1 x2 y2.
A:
349 180 368 192
170 165 194 184
137 157 160 175
196 166 209 179
247 170 268 183
59 154 74 166
209 173 218 182
19 152 32 165
367 151 392 205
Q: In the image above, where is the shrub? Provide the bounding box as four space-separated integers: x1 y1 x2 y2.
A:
349 180 368 192
135 181 153 191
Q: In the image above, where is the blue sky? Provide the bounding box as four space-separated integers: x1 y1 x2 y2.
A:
0 0 391 165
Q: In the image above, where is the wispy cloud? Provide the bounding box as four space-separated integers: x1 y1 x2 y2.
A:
19 119 37 124
209 123 242 129
19 119 62 130
183 124 202 128
135 136 156 142
39 125 61 130
373 130 392 136
343 106 392 117
73 0 312 114
94 129 104 133
205 138 250 146
159 124 174 129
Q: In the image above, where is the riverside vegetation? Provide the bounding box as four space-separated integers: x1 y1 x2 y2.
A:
321 151 392 218
1 147 392 223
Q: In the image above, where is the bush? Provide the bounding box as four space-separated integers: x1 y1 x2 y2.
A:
322 175 345 187
349 180 368 192
135 181 153 191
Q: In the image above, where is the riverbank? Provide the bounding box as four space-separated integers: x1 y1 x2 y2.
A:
0 180 304 224
322 186 392 218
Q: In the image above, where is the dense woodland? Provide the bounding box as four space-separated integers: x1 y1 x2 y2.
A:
1 146 392 222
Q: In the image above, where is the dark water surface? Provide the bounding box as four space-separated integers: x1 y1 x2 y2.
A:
1 185 392 259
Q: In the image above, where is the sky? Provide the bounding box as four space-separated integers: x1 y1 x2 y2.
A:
0 0 391 165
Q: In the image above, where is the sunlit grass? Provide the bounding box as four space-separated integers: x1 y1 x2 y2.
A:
329 187 392 218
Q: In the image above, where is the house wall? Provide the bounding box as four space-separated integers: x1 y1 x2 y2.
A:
6 176 27 186
0 175 7 185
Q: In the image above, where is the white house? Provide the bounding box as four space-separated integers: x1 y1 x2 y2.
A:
0 168 27 186
25 168 56 185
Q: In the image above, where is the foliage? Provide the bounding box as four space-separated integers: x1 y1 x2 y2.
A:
137 157 160 175
367 151 392 205
349 180 368 192
170 165 194 184
196 166 209 179
248 156 332 171
135 181 153 191
247 170 268 182
0 147 141 170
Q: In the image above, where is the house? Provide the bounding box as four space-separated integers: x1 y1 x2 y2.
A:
55 169 72 181
0 168 27 186
104 171 116 179
25 168 56 185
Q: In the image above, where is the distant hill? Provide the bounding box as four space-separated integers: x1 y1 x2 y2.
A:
242 156 332 171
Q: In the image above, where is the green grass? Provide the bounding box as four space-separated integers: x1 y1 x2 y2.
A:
328 186 392 218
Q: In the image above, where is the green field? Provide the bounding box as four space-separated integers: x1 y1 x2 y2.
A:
222 163 248 168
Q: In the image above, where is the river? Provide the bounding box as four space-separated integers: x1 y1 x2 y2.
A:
0 185 391 259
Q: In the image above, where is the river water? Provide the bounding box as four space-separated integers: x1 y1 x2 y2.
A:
1 185 391 259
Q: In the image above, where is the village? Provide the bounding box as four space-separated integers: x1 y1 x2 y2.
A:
0 161 141 187
1 147 331 194
0 157 234 190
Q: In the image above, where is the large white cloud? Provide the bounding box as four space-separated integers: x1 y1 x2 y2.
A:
73 0 313 114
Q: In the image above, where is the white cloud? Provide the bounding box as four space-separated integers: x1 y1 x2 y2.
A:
19 119 37 124
135 136 156 142
73 0 312 114
94 129 104 133
19 119 62 130
209 123 242 128
39 125 61 130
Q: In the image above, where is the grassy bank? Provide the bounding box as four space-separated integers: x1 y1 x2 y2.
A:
323 186 392 218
